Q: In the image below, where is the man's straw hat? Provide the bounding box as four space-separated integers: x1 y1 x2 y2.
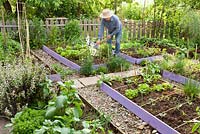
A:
100 9 114 18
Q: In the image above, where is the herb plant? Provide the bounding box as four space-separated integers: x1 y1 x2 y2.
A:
6 108 45 134
0 60 47 117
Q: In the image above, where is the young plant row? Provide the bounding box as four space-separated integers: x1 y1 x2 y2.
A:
125 82 173 99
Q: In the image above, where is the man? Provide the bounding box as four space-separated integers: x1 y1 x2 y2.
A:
96 9 122 55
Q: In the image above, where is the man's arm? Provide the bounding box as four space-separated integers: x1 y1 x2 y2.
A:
110 17 120 36
98 19 104 40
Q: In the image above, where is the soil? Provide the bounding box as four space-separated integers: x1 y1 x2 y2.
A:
176 121 199 134
121 48 155 58
143 94 187 115
189 49 200 58
157 98 200 132
147 43 177 54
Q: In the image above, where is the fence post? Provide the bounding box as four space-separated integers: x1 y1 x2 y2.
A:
83 19 87 38
132 21 136 40
137 21 141 39
170 22 174 39
151 21 155 38
142 20 145 38
160 21 164 39
146 21 150 38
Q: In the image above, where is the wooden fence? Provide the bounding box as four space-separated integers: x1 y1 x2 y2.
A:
0 18 184 40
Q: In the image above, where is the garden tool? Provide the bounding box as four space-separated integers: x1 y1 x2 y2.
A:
86 35 100 56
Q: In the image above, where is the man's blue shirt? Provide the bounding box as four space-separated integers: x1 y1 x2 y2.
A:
98 15 122 39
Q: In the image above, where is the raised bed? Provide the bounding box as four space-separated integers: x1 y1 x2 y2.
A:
162 70 200 85
119 53 163 64
100 76 200 134
43 45 131 74
43 45 114 71
100 83 180 134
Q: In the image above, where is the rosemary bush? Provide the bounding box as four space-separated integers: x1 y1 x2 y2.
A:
0 60 47 117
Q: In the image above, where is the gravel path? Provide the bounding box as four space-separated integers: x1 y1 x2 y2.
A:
78 85 158 134
33 49 81 80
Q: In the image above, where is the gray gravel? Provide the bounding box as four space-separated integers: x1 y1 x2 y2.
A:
78 85 155 134
33 49 81 80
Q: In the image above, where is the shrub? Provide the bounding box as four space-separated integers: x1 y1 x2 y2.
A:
29 18 47 49
0 60 47 117
64 20 81 45
0 33 20 61
47 26 62 47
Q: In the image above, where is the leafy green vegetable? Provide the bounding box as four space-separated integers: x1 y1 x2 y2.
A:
125 89 139 99
8 108 45 134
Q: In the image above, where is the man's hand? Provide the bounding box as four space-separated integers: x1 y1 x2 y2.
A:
96 40 101 45
107 35 112 39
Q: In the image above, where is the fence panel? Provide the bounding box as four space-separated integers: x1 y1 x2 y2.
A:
0 18 187 40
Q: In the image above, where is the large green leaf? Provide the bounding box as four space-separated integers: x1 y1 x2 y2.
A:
192 123 200 133
60 128 74 134
45 106 57 118
55 95 67 109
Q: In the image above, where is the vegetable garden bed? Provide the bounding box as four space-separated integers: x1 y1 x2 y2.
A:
100 75 200 134
119 40 178 64
43 45 132 76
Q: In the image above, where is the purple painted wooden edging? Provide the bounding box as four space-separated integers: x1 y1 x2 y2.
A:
162 70 200 86
100 83 180 134
119 53 163 64
119 53 137 64
42 45 81 71
47 74 61 82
